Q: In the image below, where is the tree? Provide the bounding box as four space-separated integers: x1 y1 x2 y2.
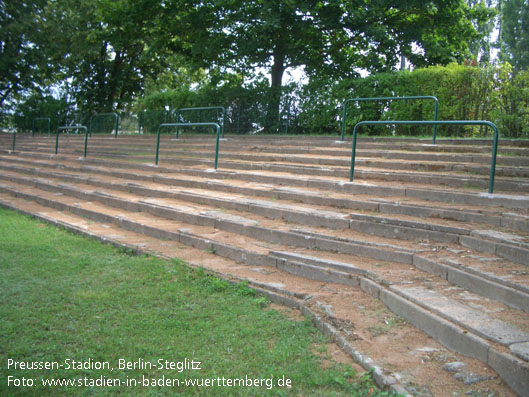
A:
170 0 480 130
41 0 175 114
465 0 497 63
499 0 529 72
0 0 50 107
13 91 72 132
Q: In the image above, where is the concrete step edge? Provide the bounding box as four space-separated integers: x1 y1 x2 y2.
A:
360 278 529 395
0 178 416 266
68 148 529 192
3 159 525 233
2 163 528 268
6 176 528 317
3 151 529 208
0 199 415 396
9 140 529 167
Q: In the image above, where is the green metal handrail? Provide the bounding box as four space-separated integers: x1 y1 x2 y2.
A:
56 126 88 156
156 122 221 168
177 107 226 138
349 120 499 193
89 112 120 138
11 129 16 151
341 96 439 143
32 117 51 136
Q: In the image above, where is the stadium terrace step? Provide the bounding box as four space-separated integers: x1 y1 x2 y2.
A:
1 164 528 314
1 155 528 264
2 150 528 209
6 133 529 167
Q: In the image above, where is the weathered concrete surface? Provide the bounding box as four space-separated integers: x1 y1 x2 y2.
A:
392 286 529 346
378 288 491 363
510 341 529 362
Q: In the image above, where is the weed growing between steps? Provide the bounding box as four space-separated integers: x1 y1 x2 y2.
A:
0 208 391 396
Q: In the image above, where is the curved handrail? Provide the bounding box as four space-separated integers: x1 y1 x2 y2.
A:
177 107 226 138
89 112 120 138
341 96 439 143
156 122 221 169
350 120 499 193
56 126 88 156
32 117 51 136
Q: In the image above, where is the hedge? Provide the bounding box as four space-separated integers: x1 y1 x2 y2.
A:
298 62 529 138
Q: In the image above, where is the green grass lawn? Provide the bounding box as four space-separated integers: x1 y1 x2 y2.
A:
0 208 390 396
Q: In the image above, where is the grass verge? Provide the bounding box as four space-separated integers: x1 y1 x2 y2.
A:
0 208 391 396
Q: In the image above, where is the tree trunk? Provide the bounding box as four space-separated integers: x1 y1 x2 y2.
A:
265 50 286 131
107 49 123 111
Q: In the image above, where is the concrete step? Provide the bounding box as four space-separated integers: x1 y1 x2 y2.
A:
1 182 528 394
5 132 529 146
7 132 529 156
5 134 529 181
90 146 529 178
1 159 528 267
2 153 525 221
1 156 527 255
1 169 528 314
1 178 527 334
3 150 529 210
80 149 528 193
7 134 529 168
7 140 529 191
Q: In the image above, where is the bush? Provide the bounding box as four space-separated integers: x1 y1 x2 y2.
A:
298 62 529 138
13 93 72 133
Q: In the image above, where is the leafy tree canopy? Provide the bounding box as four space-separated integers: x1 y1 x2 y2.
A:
499 0 529 72
38 0 179 114
2 0 492 129
161 0 481 127
0 0 50 107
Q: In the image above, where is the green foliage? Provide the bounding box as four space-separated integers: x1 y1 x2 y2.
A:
489 62 529 137
162 0 481 131
136 73 273 134
499 0 529 73
298 62 529 138
13 92 72 133
0 0 50 107
39 0 175 114
465 0 497 64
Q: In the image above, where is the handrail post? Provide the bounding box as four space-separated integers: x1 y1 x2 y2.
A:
349 123 359 181
177 107 226 138
340 100 348 142
214 123 220 169
84 127 89 158
155 124 162 165
56 126 87 155
89 113 119 137
155 122 220 167
32 117 51 136
489 124 499 194
433 98 439 144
